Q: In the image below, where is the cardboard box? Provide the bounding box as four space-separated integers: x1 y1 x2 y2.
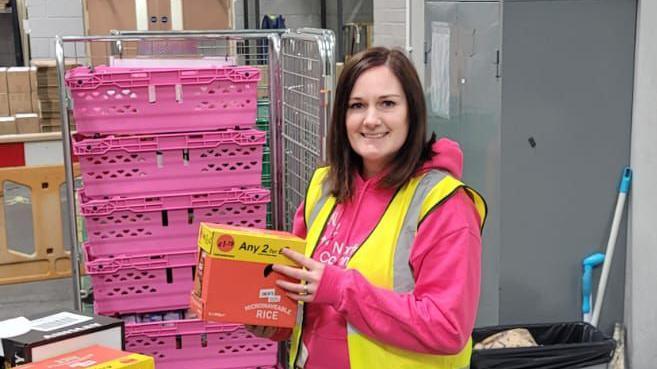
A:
31 59 78 87
9 93 32 115
15 114 40 134
14 345 153 369
0 117 17 135
0 68 7 93
190 223 306 328
0 93 8 116
28 67 37 92
7 68 31 94
1 310 123 368
30 93 40 116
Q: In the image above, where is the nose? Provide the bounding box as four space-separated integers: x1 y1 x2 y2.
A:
362 106 381 129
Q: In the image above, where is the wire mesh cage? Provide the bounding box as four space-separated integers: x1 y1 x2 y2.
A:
280 30 335 230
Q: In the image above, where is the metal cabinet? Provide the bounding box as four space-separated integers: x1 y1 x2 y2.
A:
424 0 636 333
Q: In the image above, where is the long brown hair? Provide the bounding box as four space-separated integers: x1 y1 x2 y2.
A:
326 47 435 202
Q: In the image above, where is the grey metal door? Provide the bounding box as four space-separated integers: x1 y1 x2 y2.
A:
425 1 502 326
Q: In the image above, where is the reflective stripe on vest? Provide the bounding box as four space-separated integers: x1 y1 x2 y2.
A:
291 167 487 369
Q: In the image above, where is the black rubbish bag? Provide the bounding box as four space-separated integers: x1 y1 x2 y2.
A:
471 322 615 369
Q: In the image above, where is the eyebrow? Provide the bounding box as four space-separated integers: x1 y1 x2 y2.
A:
349 94 402 100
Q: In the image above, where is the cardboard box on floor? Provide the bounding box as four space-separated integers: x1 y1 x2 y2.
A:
30 93 40 116
28 67 37 92
190 223 306 328
0 93 8 116
15 114 40 134
8 93 32 115
14 345 153 369
0 117 17 135
0 68 7 93
7 67 31 94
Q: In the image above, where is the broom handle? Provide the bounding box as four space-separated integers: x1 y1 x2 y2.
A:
591 168 632 327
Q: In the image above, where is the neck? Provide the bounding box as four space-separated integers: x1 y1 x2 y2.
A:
362 162 387 179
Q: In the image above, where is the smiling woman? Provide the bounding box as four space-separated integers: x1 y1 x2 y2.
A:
247 47 488 369
345 65 409 179
328 48 433 202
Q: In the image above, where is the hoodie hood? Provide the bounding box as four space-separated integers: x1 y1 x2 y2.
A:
419 137 463 179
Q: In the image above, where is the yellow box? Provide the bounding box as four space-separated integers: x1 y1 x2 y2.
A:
197 223 305 264
191 223 306 328
15 345 153 369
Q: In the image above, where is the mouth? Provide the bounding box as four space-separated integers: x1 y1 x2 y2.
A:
360 132 389 139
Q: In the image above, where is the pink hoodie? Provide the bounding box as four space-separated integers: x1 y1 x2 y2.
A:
274 138 482 369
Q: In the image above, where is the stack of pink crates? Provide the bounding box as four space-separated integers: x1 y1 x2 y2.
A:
67 65 279 369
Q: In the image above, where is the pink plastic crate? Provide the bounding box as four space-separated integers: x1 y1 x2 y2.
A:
66 65 260 135
74 129 265 197
125 319 278 369
86 250 197 316
81 187 269 260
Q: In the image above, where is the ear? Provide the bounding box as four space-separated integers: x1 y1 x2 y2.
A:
263 264 274 278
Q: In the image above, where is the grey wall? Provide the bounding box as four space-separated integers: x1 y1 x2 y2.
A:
499 0 636 334
627 0 657 368
234 0 322 30
26 0 85 58
326 0 373 32
0 12 17 66
373 0 405 48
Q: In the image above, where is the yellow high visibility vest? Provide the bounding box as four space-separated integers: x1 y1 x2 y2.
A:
289 167 487 369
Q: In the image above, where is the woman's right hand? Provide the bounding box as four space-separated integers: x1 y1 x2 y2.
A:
245 324 278 338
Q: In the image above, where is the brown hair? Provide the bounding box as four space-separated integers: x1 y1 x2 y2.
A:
326 47 435 202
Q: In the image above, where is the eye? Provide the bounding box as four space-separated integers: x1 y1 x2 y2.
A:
349 102 364 109
381 100 396 108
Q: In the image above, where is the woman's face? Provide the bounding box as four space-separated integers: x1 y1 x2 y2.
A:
346 65 409 178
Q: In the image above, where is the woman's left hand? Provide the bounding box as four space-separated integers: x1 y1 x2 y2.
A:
273 248 325 303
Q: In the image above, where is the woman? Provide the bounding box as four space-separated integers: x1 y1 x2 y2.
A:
248 47 487 369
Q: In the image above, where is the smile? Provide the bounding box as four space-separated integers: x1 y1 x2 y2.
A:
360 132 389 139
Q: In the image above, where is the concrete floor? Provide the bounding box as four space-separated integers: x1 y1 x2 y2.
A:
0 278 74 320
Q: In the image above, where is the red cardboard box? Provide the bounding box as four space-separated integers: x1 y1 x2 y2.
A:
191 223 306 328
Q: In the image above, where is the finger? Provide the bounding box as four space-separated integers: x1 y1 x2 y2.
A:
272 264 309 280
276 279 306 294
286 291 314 303
281 248 319 269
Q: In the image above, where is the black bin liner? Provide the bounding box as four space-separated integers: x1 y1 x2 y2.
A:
471 322 615 369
